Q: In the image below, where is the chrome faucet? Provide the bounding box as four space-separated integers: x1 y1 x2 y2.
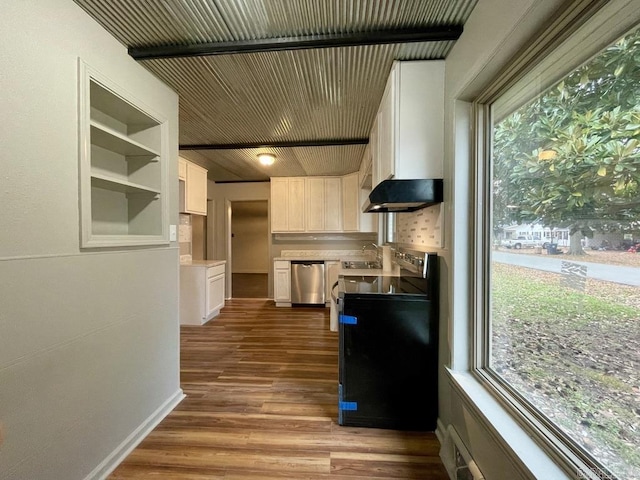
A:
362 242 379 253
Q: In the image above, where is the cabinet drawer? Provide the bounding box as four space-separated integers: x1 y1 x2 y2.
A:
207 264 225 278
274 260 290 270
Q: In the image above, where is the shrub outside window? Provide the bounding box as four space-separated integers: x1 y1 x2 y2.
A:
485 26 639 480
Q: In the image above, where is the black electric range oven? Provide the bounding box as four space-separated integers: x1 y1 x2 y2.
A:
337 248 438 431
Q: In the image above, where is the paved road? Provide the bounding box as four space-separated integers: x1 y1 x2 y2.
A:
493 251 640 287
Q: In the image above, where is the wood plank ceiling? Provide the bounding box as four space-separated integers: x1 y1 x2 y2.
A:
73 0 478 182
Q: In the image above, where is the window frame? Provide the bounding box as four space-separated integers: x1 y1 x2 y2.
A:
470 2 640 478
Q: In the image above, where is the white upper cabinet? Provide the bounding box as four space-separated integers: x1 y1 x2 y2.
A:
185 161 208 215
371 60 445 188
305 177 342 232
376 73 395 184
342 173 360 232
271 175 374 234
358 143 372 190
270 177 305 232
179 157 208 216
78 60 169 248
305 178 325 232
324 178 343 231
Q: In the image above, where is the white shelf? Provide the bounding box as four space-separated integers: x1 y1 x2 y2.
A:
90 120 160 157
79 59 168 248
91 173 161 195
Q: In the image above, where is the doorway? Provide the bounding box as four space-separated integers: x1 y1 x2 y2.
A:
230 200 269 298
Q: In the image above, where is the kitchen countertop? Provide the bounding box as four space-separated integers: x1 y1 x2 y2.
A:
338 265 400 277
274 249 378 262
180 259 226 268
273 249 401 276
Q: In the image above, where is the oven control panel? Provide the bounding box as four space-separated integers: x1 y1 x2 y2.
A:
393 248 432 278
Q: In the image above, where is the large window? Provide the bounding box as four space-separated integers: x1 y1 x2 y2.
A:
480 17 639 480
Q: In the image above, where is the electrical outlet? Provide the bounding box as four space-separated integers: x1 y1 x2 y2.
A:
169 224 177 241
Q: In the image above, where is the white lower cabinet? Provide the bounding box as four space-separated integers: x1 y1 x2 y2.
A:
206 268 225 319
274 260 291 306
180 262 226 324
325 260 340 306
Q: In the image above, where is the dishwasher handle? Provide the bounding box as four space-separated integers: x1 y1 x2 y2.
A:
291 260 324 265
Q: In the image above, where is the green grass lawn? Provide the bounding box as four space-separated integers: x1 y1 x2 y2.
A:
490 262 640 479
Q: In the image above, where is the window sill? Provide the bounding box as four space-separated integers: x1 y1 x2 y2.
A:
446 369 572 480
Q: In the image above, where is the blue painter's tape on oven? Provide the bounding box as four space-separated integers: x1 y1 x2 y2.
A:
338 383 358 425
339 314 357 325
339 401 358 411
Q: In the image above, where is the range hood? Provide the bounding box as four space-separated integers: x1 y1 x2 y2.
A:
363 179 443 213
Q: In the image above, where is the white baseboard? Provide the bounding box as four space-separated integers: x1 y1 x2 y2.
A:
86 389 185 480
436 418 446 445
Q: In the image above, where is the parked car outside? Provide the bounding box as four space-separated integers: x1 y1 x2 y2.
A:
500 236 541 249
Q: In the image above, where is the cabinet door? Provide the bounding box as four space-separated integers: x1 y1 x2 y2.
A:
288 178 306 232
324 178 342 231
271 178 306 232
186 161 208 215
274 262 291 303
341 173 359 232
395 60 444 179
377 71 396 183
358 144 372 189
206 273 225 319
305 178 325 232
370 115 380 188
270 178 289 232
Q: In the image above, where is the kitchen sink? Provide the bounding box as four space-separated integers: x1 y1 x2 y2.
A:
341 260 382 269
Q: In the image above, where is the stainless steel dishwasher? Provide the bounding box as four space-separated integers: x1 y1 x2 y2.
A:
290 261 325 305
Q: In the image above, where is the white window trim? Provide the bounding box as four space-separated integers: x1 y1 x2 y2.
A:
463 2 640 479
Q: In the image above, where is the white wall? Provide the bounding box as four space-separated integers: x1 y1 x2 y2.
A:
0 2 181 479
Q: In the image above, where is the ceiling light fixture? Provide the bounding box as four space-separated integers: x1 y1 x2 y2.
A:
257 153 276 166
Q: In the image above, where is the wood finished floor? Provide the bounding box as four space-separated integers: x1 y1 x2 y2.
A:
109 300 449 479
232 273 268 298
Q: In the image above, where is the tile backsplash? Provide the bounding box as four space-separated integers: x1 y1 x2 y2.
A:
395 204 442 248
179 213 192 262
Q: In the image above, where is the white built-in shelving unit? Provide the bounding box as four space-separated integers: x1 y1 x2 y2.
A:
78 60 169 248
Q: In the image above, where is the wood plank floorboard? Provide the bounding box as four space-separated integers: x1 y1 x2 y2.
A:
232 273 269 298
109 299 449 479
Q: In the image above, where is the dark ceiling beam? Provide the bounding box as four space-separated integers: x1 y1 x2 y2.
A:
130 26 463 60
180 138 369 150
